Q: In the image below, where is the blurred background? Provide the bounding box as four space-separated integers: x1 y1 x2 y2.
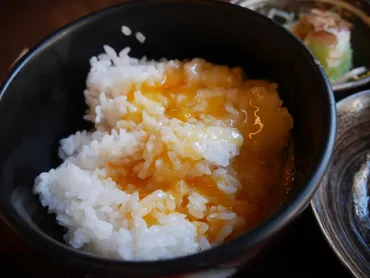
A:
0 0 356 277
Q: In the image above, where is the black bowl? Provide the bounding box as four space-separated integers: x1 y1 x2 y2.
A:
0 0 336 277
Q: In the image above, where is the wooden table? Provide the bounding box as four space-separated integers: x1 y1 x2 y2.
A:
0 1 354 277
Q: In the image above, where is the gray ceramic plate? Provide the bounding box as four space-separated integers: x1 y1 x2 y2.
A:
311 89 370 278
233 0 370 93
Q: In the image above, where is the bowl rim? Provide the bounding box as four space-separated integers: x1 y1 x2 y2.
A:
310 89 370 278
0 0 336 275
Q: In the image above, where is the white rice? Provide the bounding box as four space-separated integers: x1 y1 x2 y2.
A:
135 32 146 43
121 25 132 36
33 44 268 261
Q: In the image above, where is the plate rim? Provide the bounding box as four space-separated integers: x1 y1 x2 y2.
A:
310 89 370 278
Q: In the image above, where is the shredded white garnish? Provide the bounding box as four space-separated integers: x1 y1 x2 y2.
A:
333 66 368 85
267 8 295 22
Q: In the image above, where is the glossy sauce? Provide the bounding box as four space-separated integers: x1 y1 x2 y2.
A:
108 59 295 243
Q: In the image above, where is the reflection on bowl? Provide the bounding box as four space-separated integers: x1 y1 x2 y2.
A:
233 0 370 92
311 89 370 278
0 0 336 277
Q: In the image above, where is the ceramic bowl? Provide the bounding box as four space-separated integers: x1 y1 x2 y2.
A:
312 89 370 278
0 0 336 277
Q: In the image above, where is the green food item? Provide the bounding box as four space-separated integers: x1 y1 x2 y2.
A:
289 9 354 83
305 36 353 83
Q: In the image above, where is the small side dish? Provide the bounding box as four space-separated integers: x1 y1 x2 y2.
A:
264 7 370 86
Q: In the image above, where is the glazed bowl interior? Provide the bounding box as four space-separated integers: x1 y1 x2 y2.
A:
0 0 335 276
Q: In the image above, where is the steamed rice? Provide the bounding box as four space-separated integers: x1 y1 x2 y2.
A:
34 44 294 260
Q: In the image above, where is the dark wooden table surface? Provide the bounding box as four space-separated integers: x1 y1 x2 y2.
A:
0 1 361 277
